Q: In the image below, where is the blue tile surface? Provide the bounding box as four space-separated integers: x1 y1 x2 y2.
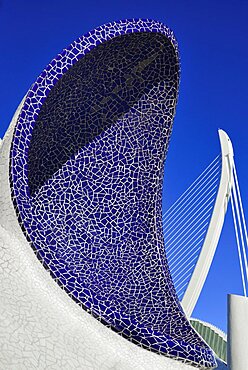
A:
10 19 216 368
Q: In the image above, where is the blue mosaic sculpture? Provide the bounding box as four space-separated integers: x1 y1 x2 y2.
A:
10 19 217 368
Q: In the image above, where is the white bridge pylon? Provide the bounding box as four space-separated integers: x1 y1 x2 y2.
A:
163 129 236 317
181 130 234 317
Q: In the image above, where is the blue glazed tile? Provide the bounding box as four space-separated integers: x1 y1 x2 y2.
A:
10 19 216 368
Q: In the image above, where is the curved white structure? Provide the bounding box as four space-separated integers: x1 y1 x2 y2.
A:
181 130 234 317
190 318 227 363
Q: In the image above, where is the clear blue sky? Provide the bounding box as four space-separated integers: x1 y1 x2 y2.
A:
1 0 248 332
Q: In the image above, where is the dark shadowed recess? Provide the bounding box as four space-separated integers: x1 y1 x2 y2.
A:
27 32 179 195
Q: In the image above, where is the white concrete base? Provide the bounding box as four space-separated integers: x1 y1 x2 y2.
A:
227 294 248 370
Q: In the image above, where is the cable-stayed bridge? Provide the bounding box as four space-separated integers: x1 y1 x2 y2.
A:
163 129 248 318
